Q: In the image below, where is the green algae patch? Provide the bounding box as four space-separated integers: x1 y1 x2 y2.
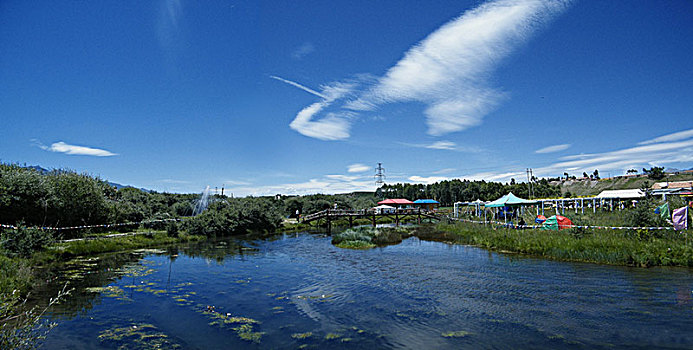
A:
349 326 366 334
442 330 472 338
117 264 156 278
325 333 342 340
291 332 313 340
202 309 263 343
233 323 265 344
98 323 182 349
85 285 130 301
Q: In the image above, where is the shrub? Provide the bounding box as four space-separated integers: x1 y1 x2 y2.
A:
332 226 405 247
166 221 180 238
625 198 664 228
1 227 53 258
182 198 283 237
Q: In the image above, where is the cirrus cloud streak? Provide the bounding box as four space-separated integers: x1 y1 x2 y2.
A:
275 0 570 141
33 140 118 157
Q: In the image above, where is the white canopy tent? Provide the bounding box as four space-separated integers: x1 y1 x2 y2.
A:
371 204 396 214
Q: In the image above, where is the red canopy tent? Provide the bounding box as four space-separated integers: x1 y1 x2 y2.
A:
377 199 413 208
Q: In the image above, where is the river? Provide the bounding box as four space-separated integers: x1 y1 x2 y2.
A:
39 233 693 349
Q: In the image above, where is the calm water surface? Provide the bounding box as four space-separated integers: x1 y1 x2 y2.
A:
41 233 693 349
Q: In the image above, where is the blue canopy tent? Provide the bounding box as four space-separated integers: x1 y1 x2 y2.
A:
485 192 537 223
485 192 537 207
413 199 439 211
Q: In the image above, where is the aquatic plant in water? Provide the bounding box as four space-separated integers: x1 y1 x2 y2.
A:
332 226 407 249
325 333 342 340
84 285 130 301
202 310 264 343
98 323 182 350
442 330 472 338
291 331 313 339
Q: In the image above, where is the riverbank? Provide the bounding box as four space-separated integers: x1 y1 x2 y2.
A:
1 231 204 296
437 222 693 267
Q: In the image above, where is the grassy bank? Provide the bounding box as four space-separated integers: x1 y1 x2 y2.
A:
43 232 203 260
1 231 205 296
438 222 693 267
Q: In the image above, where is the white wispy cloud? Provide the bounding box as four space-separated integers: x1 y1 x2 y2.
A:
275 0 570 141
398 140 484 153
326 174 359 181
432 168 457 175
272 76 359 140
347 163 371 173
229 127 693 196
523 129 693 179
270 75 326 99
638 128 693 145
464 171 524 182
350 0 570 136
224 179 251 186
288 102 354 140
408 175 451 184
159 179 191 184
545 140 693 172
426 141 460 150
535 143 571 153
228 175 376 196
157 0 183 50
33 140 117 157
291 42 315 60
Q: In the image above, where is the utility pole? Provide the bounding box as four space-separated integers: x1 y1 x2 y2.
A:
526 168 535 199
375 163 385 187
530 168 535 198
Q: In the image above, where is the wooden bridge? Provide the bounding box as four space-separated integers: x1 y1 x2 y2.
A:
302 208 445 232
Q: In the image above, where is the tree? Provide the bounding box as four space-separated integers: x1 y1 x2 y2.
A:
583 172 588 178
627 169 638 175
643 166 665 180
592 169 600 180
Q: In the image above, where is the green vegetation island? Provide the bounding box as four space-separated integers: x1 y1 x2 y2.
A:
1 162 692 347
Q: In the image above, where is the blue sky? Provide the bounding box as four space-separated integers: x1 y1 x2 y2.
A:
2 0 692 196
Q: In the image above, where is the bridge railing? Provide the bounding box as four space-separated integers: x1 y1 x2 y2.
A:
302 208 444 222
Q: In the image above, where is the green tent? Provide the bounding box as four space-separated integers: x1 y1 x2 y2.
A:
541 215 574 231
485 192 537 208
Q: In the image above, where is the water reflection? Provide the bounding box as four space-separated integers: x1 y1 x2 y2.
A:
38 233 693 349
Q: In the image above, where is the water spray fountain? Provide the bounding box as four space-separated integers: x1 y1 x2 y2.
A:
192 185 211 216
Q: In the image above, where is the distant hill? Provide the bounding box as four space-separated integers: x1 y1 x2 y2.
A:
555 172 693 197
26 165 49 174
22 164 150 192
